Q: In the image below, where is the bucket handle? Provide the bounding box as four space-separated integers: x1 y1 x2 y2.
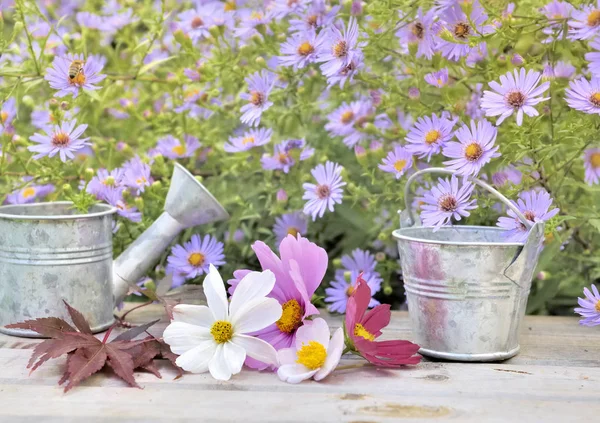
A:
402 168 533 230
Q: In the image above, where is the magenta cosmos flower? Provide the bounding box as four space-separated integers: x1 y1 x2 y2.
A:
166 234 226 287
442 119 500 176
424 68 449 88
325 270 381 314
565 76 600 115
28 119 90 162
379 145 414 179
227 235 328 370
569 1 600 40
481 68 550 126
278 30 322 70
396 7 438 59
302 161 346 220
575 285 600 326
45 53 106 98
316 17 364 77
405 113 456 161
155 134 201 159
496 189 559 242
240 70 275 127
437 2 493 61
421 176 477 231
273 212 308 244
583 148 600 185
224 127 272 153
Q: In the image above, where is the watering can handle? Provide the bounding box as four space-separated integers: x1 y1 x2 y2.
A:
402 168 533 230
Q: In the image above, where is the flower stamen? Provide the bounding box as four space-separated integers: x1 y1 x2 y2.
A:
297 42 314 56
464 143 483 161
354 323 375 341
51 131 70 147
210 320 233 344
438 194 458 212
341 110 354 124
506 91 526 108
22 187 36 199
394 159 407 172
250 90 264 106
411 22 424 39
454 22 470 39
587 10 600 27
188 252 205 267
333 40 348 58
590 152 600 168
296 341 327 370
424 129 441 145
590 92 600 106
316 184 330 199
172 145 186 156
287 227 299 237
276 299 303 333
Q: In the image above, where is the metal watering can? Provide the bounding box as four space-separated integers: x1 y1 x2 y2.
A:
0 163 229 337
393 168 545 361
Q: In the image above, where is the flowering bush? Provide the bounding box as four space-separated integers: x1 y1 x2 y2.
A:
1 0 599 314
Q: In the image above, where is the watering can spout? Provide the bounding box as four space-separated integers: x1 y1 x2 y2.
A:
112 163 229 305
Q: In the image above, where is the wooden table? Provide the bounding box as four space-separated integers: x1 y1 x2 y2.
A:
0 304 598 422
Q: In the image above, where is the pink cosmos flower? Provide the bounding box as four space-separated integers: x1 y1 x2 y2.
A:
227 235 328 370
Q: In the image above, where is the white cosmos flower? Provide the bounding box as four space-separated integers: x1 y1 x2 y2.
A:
277 318 344 384
163 264 282 381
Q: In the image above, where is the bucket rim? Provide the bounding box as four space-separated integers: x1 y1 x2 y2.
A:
392 225 525 247
0 201 117 221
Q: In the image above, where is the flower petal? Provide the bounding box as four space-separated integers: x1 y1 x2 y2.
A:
224 341 246 376
277 347 298 366
277 363 318 384
172 304 215 327
229 270 276 318
163 321 212 355
231 297 282 334
175 340 216 373
232 334 278 367
315 327 344 381
295 318 331 350
208 344 232 381
203 264 229 321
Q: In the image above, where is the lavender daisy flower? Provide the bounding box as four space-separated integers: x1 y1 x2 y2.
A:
466 42 487 68
87 168 124 199
121 156 152 195
569 1 600 40
395 7 439 59
325 101 368 139
102 188 142 223
224 127 272 153
583 148 600 185
421 176 478 231
166 234 225 287
437 2 493 61
316 17 364 77
546 60 576 79
326 51 364 89
397 110 414 131
155 134 201 159
442 119 500 176
278 30 321 70
587 39 600 78
481 68 550 126
261 139 313 173
302 161 346 220
45 53 106 98
28 119 90 162
465 83 484 120
0 97 17 135
496 189 559 242
405 113 456 161
424 68 449 88
379 146 414 179
565 76 600 115
341 248 377 274
273 212 308 243
325 270 381 314
233 9 273 40
177 3 220 42
541 0 573 43
492 165 523 186
289 0 340 32
240 70 275 127
5 183 55 205
575 285 600 326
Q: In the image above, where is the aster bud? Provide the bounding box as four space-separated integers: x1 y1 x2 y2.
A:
511 53 524 66
105 175 116 186
151 180 162 190
350 0 363 15
255 56 266 66
208 25 221 38
277 33 286 41
195 175 204 183
383 285 393 296
276 189 288 202
377 232 387 242
332 258 342 267
343 270 352 283
369 140 383 152
84 168 95 182
536 271 550 280
21 95 35 107
354 145 366 158
375 252 386 262
407 87 420 100
49 98 59 109
60 101 70 110
134 197 144 211
363 122 378 135
62 184 72 194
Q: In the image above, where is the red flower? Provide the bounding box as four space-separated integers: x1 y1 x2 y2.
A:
345 274 421 366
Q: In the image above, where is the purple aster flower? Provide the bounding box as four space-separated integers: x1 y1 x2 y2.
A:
224 229 245 244
565 76 600 115
271 0 306 19
273 212 308 244
466 42 487 68
583 147 600 185
554 61 576 79
424 68 449 88
341 248 377 274
224 127 272 153
316 17 364 77
102 188 142 223
496 189 559 242
442 119 500 176
511 53 524 66
397 110 414 131
569 1 600 40
481 68 550 126
276 189 288 202
405 113 456 161
325 100 372 147
541 0 573 43
302 161 346 220
166 234 225 287
87 168 124 199
575 285 600 326
289 0 340 32
379 146 414 179
395 7 439 59
45 53 106 98
278 30 321 70
437 2 493 61
28 119 90 162
421 176 478 231
261 139 313 173
587 39 600 77
240 70 275 127
326 51 363 89
0 97 17 135
233 9 274 40
155 134 201 159
121 156 152 195
492 165 523 186
5 182 55 205
465 83 484 120
176 3 221 42
325 270 381 314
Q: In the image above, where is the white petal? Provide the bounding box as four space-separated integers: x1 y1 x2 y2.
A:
175 340 216 373
203 264 229 321
163 322 211 355
314 328 344 381
277 347 298 366
232 334 278 367
224 341 246 376
231 297 282 334
172 304 214 327
295 318 331 350
208 344 232 381
229 270 276 318
277 364 318 384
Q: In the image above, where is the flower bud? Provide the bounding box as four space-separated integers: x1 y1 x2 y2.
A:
536 271 549 280
407 87 420 100
511 53 524 66
375 252 386 262
332 258 342 267
255 56 266 66
84 168 95 182
276 189 288 202
60 101 70 110
343 270 352 283
383 285 393 296
151 180 162 190
105 175 116 186
21 95 35 108
208 25 221 38
351 0 363 15
134 197 144 211
62 184 72 194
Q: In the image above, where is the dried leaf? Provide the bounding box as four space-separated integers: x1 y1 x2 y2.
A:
141 361 162 379
105 346 140 389
30 334 100 373
131 338 161 369
62 301 92 334
64 347 107 392
112 319 159 342
5 317 75 338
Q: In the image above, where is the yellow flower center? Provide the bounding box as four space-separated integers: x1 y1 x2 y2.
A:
346 285 355 296
333 40 348 58
278 152 289 164
588 10 600 27
590 92 600 107
69 72 86 86
296 341 327 370
242 136 255 145
507 91 526 108
439 194 458 212
51 131 70 147
424 129 441 145
191 16 204 29
596 300 600 313
465 142 483 161
188 252 205 267
590 152 600 168
136 177 147 186
250 11 263 20
210 320 233 344
307 15 318 27
394 159 407 172
297 41 314 56
287 227 299 237
185 88 201 99
354 323 375 341
21 187 36 199
171 145 186 156
250 90 264 106
341 110 354 124
454 22 470 39
276 299 303 333
437 78 444 86
0 111 8 124
411 22 424 39
316 184 330 199
224 1 236 11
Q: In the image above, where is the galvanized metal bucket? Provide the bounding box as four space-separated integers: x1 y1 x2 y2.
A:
392 168 545 361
